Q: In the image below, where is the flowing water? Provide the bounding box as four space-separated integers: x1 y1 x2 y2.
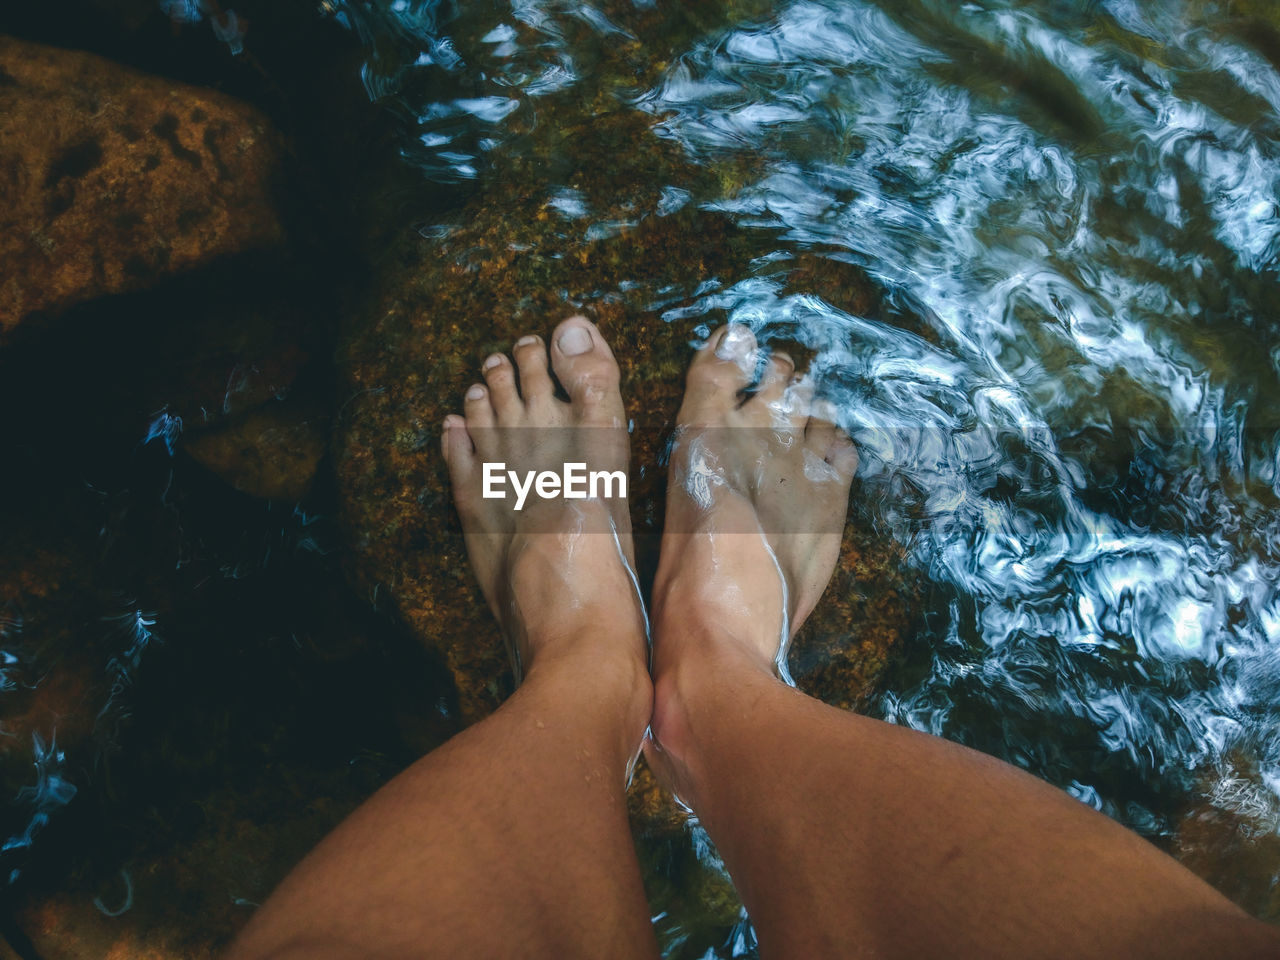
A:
331 0 1280 948
3 0 1280 954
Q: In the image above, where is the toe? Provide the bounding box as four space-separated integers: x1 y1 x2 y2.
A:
481 353 522 419
549 316 624 421
740 350 803 428
679 324 758 423
827 431 859 480
806 399 858 480
442 413 475 473
758 350 794 398
776 373 814 430
463 381 496 432
512 334 554 404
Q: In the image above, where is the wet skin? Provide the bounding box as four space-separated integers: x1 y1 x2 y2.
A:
228 317 1280 960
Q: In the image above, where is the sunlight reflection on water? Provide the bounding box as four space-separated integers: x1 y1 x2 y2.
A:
336 0 1280 948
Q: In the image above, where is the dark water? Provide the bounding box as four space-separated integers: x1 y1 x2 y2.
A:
3 0 1280 955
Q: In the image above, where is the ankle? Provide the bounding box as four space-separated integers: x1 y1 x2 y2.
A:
523 635 653 754
649 620 778 767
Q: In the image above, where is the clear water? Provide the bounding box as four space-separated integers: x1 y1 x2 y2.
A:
7 0 1271 953
330 0 1280 945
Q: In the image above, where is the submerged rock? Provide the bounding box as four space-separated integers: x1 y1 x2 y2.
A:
1175 798 1280 924
145 297 312 432
0 531 111 882
1173 738 1280 923
332 105 923 837
17 895 219 960
183 391 329 502
0 36 285 340
0 478 460 956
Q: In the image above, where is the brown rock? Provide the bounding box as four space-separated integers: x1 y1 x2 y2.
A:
0 36 285 338
332 103 923 838
183 392 328 501
145 299 310 431
17 895 218 960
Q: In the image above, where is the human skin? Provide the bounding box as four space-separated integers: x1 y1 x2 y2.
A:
227 318 1280 960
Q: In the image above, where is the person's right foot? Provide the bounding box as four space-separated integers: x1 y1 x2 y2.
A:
648 324 856 759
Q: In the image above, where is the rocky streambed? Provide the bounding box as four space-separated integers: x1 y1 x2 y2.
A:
2 0 1278 955
0 7 917 956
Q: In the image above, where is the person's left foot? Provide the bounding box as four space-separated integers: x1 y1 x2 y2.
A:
652 324 857 679
441 316 648 690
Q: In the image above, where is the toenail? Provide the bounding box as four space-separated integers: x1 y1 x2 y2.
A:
716 326 753 359
466 384 486 400
557 325 592 356
515 335 540 347
483 354 504 370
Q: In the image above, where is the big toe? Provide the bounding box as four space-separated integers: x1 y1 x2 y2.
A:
550 316 624 424
678 324 758 425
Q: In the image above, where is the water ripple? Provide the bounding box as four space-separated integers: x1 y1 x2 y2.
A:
339 0 1280 935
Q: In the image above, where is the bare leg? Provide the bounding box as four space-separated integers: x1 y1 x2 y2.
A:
648 325 1280 960
228 318 657 960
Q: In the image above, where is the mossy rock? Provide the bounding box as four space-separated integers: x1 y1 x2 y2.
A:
333 101 923 840
0 36 285 340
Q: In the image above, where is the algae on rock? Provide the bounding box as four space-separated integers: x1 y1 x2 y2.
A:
0 36 285 339
332 99 924 848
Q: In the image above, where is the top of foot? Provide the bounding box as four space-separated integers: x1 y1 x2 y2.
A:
442 316 647 682
653 323 858 679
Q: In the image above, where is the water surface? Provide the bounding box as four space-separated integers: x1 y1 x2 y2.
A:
335 0 1280 948
4 0 1279 955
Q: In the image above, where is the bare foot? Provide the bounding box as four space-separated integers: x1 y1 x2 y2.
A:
650 323 856 752
442 316 648 696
